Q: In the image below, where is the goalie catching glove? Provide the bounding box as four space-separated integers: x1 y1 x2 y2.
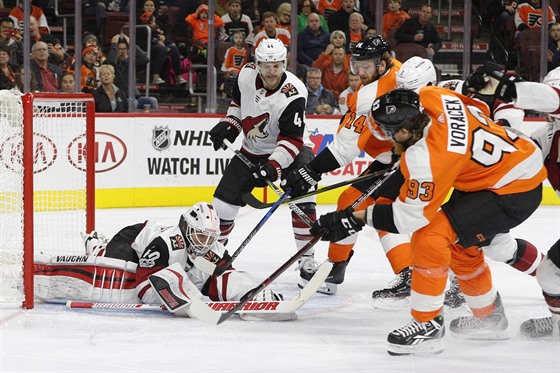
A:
281 164 321 197
209 116 242 151
250 160 282 187
310 207 365 242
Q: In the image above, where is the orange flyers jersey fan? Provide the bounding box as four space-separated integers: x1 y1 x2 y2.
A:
222 46 249 74
393 86 547 234
328 59 403 167
514 3 556 29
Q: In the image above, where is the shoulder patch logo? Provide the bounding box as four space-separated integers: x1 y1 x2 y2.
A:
281 83 299 98
170 234 185 250
246 62 257 70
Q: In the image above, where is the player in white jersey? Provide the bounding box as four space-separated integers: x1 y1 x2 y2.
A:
35 203 296 320
208 39 318 281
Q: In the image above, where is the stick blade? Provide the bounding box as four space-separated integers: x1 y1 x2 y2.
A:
186 299 222 325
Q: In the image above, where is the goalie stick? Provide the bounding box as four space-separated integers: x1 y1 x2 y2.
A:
216 161 400 325
241 169 390 209
65 260 333 316
194 191 292 276
222 139 314 227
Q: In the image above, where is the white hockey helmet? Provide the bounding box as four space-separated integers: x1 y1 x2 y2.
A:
254 38 287 71
179 202 220 257
396 56 437 92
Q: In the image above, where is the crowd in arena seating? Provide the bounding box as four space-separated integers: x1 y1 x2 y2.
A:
0 0 558 112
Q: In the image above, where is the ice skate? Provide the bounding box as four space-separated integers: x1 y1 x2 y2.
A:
444 276 466 308
387 315 445 356
449 293 509 340
372 267 411 308
520 314 560 338
297 252 353 295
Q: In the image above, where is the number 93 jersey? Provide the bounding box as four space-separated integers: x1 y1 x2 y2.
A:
394 86 547 234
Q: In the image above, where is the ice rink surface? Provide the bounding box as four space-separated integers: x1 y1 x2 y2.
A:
1 204 559 373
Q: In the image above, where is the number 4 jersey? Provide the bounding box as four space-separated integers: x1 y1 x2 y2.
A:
392 86 547 234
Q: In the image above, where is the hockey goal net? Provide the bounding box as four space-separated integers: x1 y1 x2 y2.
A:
0 91 95 309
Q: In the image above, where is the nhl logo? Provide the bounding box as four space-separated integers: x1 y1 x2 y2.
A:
385 105 397 115
152 126 170 151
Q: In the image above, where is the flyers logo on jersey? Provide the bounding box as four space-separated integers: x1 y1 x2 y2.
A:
281 83 299 98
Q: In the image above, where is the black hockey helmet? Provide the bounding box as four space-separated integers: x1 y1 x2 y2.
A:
370 89 422 140
351 35 391 61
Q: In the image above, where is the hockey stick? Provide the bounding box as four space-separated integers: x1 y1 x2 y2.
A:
222 139 314 227
194 190 292 276
65 262 332 315
241 168 391 209
216 161 400 325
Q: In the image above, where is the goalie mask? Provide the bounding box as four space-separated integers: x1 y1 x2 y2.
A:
179 203 220 257
369 89 423 141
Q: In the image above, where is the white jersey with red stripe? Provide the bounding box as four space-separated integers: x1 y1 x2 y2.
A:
227 63 310 168
390 86 546 234
133 220 254 305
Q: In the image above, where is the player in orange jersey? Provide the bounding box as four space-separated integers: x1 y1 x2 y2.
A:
282 35 408 297
312 87 546 355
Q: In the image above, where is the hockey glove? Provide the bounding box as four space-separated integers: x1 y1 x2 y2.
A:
465 61 503 92
310 207 365 242
487 69 523 103
250 160 281 187
280 164 322 197
209 116 242 151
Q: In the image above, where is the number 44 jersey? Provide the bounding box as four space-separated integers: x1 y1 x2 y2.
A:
226 62 310 168
394 86 547 234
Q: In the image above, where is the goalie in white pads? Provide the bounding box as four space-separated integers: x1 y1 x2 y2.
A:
35 202 296 321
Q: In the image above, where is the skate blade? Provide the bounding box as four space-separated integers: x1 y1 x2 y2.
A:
387 339 445 356
372 296 410 310
451 329 510 340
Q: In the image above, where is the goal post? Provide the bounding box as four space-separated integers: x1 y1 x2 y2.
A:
0 91 95 309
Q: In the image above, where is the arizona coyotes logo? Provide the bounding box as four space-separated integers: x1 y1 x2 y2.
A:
170 234 185 250
281 83 299 98
203 250 220 264
243 114 270 141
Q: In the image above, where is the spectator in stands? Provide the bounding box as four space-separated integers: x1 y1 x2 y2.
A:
346 11 366 52
382 0 410 38
312 29 350 68
254 11 291 49
366 26 377 37
185 4 225 63
0 45 17 90
297 0 329 33
394 4 442 61
9 0 50 34
318 0 341 23
220 30 249 98
338 70 360 113
305 67 340 115
29 16 65 65
107 33 159 111
0 17 23 69
297 12 330 67
82 33 106 66
60 71 75 93
515 0 556 33
67 45 99 93
139 10 186 85
276 3 292 33
30 41 62 93
93 64 128 113
221 0 254 45
327 0 372 34
14 66 38 92
142 0 171 37
548 23 560 72
487 0 517 39
313 46 349 101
